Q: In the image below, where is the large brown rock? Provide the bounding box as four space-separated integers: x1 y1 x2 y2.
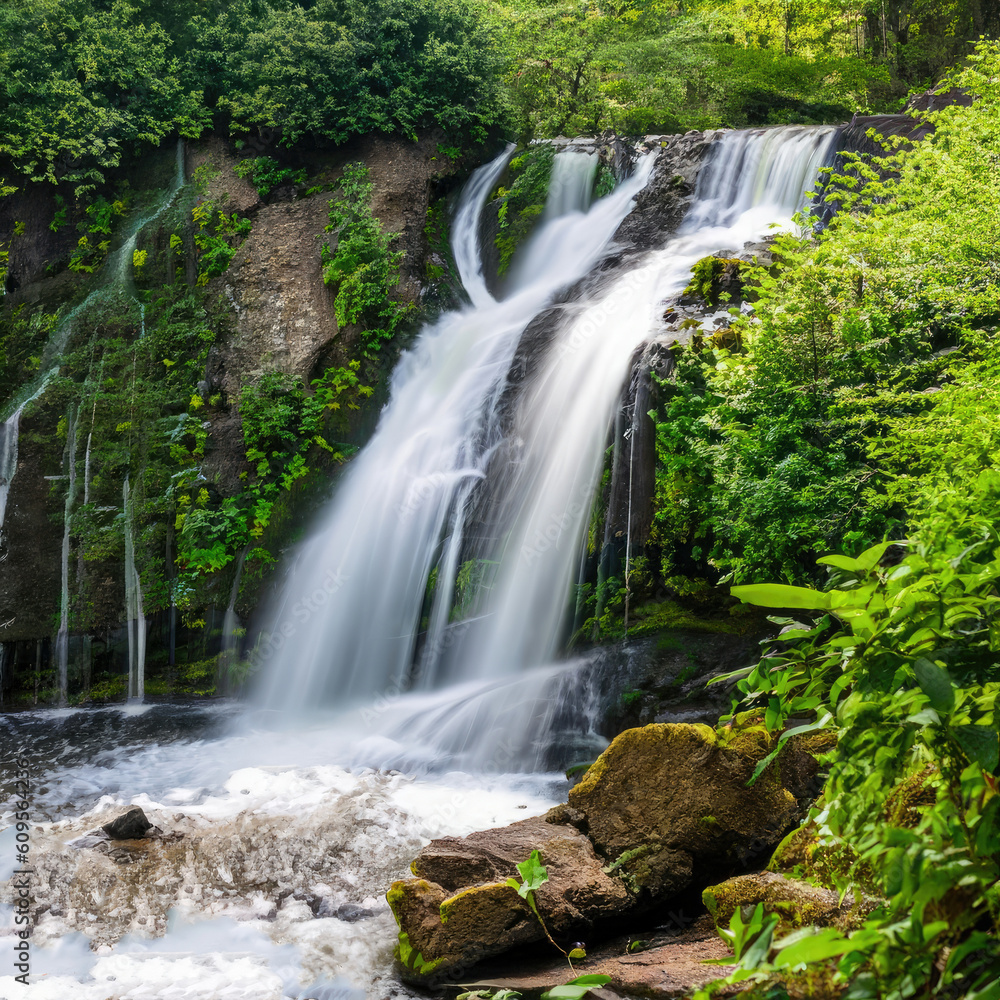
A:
566 723 805 865
389 815 653 984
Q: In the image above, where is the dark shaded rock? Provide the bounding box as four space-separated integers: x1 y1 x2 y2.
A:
566 723 803 866
101 806 154 840
322 901 375 922
613 132 718 251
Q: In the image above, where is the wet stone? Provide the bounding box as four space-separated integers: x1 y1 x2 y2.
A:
102 805 154 840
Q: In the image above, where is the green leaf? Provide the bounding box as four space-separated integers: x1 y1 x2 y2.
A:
952 724 1000 771
856 540 895 572
773 926 851 968
541 976 612 1000
730 584 831 610
914 657 955 713
816 554 863 573
510 850 549 900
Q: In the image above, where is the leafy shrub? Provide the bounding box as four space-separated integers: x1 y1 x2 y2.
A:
321 163 408 356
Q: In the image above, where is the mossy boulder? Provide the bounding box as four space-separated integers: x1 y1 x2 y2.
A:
388 815 638 985
703 870 876 933
566 723 806 866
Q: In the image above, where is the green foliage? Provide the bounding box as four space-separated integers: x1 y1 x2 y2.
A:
0 0 505 194
652 46 1000 587
233 156 306 197
713 494 1000 993
190 198 251 283
322 163 408 356
493 144 555 275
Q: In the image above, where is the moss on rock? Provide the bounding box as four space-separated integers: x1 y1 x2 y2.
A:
568 723 805 866
703 871 876 933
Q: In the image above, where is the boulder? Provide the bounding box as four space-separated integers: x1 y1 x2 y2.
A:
389 815 644 984
703 870 876 933
101 806 153 840
566 724 806 866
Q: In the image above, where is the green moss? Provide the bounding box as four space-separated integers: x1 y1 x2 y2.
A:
572 722 718 797
438 881 514 924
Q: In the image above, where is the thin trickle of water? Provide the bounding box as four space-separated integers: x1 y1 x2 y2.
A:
1 138 186 424
123 476 146 702
0 406 21 537
221 545 249 678
55 406 79 706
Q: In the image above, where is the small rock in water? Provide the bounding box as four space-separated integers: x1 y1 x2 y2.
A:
334 902 375 922
101 806 154 840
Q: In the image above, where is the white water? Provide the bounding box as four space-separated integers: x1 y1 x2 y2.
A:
464 125 838 675
0 407 20 539
258 126 836 725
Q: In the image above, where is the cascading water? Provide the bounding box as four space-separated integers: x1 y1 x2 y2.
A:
255 148 655 714
0 407 20 539
542 148 600 221
256 126 838 769
458 126 839 681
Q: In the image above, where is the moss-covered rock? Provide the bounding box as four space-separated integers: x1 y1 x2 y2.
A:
703 870 876 933
388 815 639 986
567 723 806 865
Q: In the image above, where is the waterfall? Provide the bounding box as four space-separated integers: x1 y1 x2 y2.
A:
255 148 655 711
0 406 21 539
55 405 79 705
256 127 838 747
123 475 146 702
455 126 839 678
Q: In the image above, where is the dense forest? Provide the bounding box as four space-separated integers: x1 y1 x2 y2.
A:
2 1 1000 998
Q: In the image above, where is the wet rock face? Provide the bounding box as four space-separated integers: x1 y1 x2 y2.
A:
388 723 819 986
613 132 719 252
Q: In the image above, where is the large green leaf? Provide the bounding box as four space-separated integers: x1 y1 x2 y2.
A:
914 657 955 713
816 554 863 573
730 583 831 610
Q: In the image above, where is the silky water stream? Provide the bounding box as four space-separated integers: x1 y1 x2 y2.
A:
0 126 839 999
